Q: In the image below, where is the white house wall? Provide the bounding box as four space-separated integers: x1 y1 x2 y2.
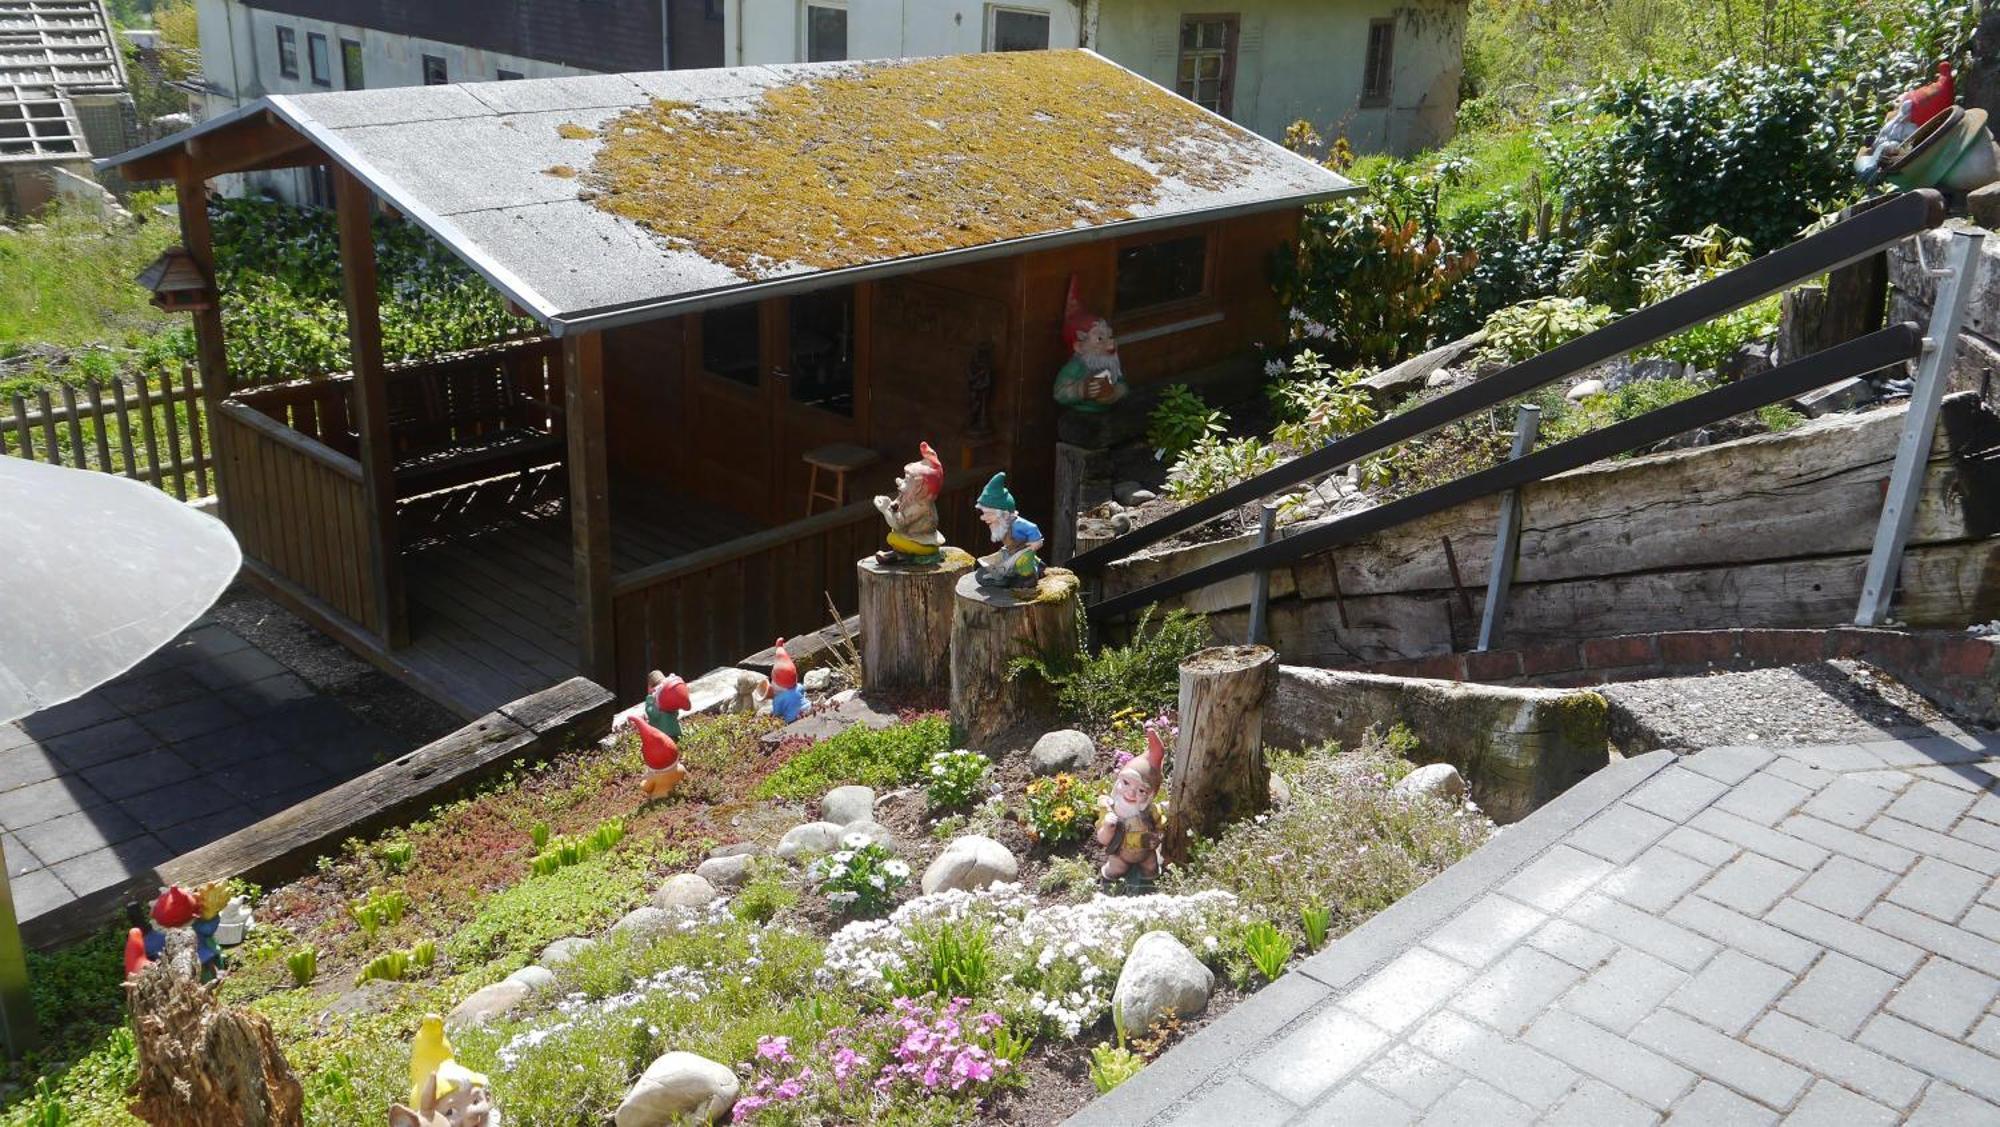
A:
725 0 1083 66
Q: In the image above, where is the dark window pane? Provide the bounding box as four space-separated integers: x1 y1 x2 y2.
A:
702 304 761 388
806 6 847 62
497 69 524 80
341 39 363 89
787 289 854 416
992 10 1050 52
422 54 448 85
307 33 330 86
276 28 297 79
1116 235 1208 314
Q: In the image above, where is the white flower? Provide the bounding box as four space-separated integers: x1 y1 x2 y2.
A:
841 832 872 850
883 860 911 880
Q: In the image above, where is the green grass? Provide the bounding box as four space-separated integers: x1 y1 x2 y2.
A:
752 715 953 801
0 195 177 361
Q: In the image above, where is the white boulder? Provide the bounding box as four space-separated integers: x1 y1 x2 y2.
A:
1029 730 1096 776
841 820 896 850
696 853 755 889
614 1051 740 1126
539 937 596 968
775 821 847 860
445 979 532 1031
1392 763 1468 804
821 785 877 826
920 834 1018 895
1113 931 1213 1034
652 873 719 911
608 906 673 942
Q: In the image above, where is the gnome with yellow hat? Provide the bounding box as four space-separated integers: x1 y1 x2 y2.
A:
392 1015 495 1127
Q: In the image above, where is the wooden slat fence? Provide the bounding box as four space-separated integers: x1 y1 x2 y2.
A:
608 467 995 700
0 366 212 500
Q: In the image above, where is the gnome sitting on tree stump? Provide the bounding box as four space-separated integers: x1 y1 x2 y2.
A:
873 441 948 566
973 472 1044 589
1053 276 1127 411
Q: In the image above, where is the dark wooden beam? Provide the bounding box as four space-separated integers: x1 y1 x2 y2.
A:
173 155 231 525
565 331 614 682
124 112 318 181
334 165 409 649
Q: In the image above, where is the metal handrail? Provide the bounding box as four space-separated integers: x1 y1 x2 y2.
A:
1069 189 1946 576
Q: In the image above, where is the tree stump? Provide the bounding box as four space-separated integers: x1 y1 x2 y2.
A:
126 963 304 1127
949 568 1080 748
1163 645 1278 865
858 548 973 691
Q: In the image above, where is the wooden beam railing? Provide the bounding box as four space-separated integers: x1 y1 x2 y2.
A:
608 467 995 700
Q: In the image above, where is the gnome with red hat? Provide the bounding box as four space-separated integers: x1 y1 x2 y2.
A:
873 441 948 566
643 669 691 738
633 711 687 800
1054 276 1127 411
757 637 809 723
1095 725 1167 882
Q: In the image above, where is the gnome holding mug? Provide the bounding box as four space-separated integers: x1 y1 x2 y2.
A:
1095 726 1167 882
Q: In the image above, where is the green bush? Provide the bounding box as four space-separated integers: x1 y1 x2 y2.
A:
1277 188 1478 366
732 862 799 925
1479 297 1614 365
1146 384 1226 462
752 715 953 800
809 838 910 916
1021 773 1104 845
884 920 995 1001
1542 376 1715 448
1010 607 1210 727
1632 228 1780 371
924 748 992 810
1267 350 1375 451
1163 435 1283 503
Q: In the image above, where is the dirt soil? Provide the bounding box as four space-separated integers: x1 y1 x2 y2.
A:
1599 659 1972 754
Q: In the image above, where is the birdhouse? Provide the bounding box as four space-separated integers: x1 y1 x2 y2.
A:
135 247 215 313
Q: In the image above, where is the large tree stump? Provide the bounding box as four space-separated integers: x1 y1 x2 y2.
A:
858 548 973 691
127 963 304 1127
1163 645 1278 865
950 568 1080 748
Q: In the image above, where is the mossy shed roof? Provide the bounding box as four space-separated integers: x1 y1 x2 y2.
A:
103 50 1355 336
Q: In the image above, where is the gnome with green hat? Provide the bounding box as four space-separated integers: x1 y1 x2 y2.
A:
974 472 1045 589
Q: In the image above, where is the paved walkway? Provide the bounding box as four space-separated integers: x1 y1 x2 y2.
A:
1 590 457 925
1070 733 2000 1125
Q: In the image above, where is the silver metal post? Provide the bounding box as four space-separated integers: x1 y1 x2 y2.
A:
0 838 38 1056
1247 503 1277 645
1476 404 1542 652
1856 228 1982 626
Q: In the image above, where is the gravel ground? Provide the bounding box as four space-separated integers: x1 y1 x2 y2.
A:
1600 659 1973 754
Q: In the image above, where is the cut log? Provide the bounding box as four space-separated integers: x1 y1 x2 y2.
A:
127 965 304 1127
858 548 974 691
949 568 1080 747
1163 645 1277 865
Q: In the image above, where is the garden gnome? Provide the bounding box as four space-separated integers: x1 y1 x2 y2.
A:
644 670 691 739
123 928 153 979
396 1015 495 1127
1053 276 1127 411
973 472 1044 589
1095 726 1166 882
758 638 808 722
634 712 686 800
873 441 947 565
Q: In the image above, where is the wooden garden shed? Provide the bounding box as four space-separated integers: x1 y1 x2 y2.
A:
101 49 1353 715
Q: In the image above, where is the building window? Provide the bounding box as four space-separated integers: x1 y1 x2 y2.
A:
701 304 761 388
307 33 331 87
497 69 524 80
988 7 1050 51
1362 18 1394 104
276 27 298 79
1176 16 1237 116
1115 234 1209 315
805 2 846 62
787 288 855 417
340 38 363 88
422 54 449 85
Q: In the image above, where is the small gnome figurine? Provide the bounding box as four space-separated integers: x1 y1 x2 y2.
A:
973 472 1044 589
393 1014 496 1127
644 670 691 739
873 441 947 566
1053 276 1127 411
634 713 686 800
757 638 808 723
141 885 202 978
1095 726 1167 883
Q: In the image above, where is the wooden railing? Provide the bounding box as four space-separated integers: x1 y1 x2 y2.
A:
0 365 212 499
213 399 379 631
608 467 996 699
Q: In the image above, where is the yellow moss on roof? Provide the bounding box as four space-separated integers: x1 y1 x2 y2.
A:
583 50 1255 277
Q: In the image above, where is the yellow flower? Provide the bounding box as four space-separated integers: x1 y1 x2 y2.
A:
1054 805 1075 823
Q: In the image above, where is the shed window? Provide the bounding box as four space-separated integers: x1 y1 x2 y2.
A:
1362 18 1394 104
989 7 1050 51
805 3 846 62
422 54 448 85
787 288 855 417
701 304 761 388
276 27 298 79
1176 16 1237 116
497 69 525 80
307 32 331 87
1116 234 1209 315
340 38 363 88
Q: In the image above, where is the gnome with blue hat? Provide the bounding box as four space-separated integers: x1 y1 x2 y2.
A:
973 472 1044 589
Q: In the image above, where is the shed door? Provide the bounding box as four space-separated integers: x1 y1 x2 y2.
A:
771 285 870 518
684 302 775 522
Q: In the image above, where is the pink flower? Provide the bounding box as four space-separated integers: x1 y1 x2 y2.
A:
755 1035 793 1063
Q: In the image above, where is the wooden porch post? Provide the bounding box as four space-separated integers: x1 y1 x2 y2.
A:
172 156 230 519
564 331 614 683
333 166 409 648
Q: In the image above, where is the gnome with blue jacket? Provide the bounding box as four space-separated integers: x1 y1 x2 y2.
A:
973 472 1044 589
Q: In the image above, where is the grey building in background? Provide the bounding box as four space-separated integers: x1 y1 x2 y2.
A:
0 0 137 214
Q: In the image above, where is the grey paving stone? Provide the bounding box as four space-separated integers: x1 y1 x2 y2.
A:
112 667 211 713
1355 1045 1460 1111
1760 756 1834 791
1526 918 1619 971
1666 950 1792 1036
1972 1014 2000 1058
211 754 330 802
1858 1013 2000 1103
1799 776 1898 830
1666 895 1822 974
1240 1006 1387 1106
1691 808 1830 871
1700 852 1808 916
155 806 260 856
77 746 199 801
0 745 62 793
1715 772 1815 827
185 646 289 690
14 804 146 866
1904 1083 2000 1126
0 776 97 829
1867 816 2000 875
1780 814 1917 872
1776 952 1899 1039
134 696 245 745
1780 1080 1896 1127
1746 1011 1926 1110
1417 1079 1533 1127
1845 769 1918 794
1569 802 1677 865
119 777 241 833
1570 893 1721 971
1628 767 1729 824
1907 762 2000 793
1294 1081 1415 1126
1601 846 1714 913
8 866 71 919
1886 857 1988 924
1423 893 1544 968
1524 1007 1695 1110
0 724 36 753
51 835 171 896
1792 855 1896 919
1407 1011 1577 1108
1498 845 1613 914
1633 1010 1810 1110
1541 1078 1660 1127
1963 904 2000 944
230 673 318 716
18 694 122 738
1855 736 1993 768
37 717 164 770
1563 947 1688 1035
1663 1080 1778 1125
1683 747 1776 785
1885 957 2000 1038
1772 744 1895 773
1 831 35 875
1955 816 2000 854
1659 824 1739 865
1449 945 1582 1035
1884 780 1980 832
1338 947 1473 1034
1162 1076 1299 1127
1765 899 1924 975
171 724 285 771
1863 902 2000 972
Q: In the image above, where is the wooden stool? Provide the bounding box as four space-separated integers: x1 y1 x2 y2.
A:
803 442 880 514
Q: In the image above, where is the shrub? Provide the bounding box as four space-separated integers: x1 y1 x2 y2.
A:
924 748 991 811
1478 296 1614 365
810 836 911 916
1267 350 1376 452
377 841 413 874
752 715 952 800
1299 903 1332 952
1632 228 1780 371
1010 606 1210 727
733 862 799 925
1089 1037 1146 1094
1541 375 1714 449
1758 404 1805 434
1162 433 1283 503
1243 921 1294 981
1146 384 1227 462
1021 774 1103 845
884 920 994 1001
1277 188 1479 366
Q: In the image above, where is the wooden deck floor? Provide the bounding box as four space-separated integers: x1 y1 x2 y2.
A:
396 470 764 716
